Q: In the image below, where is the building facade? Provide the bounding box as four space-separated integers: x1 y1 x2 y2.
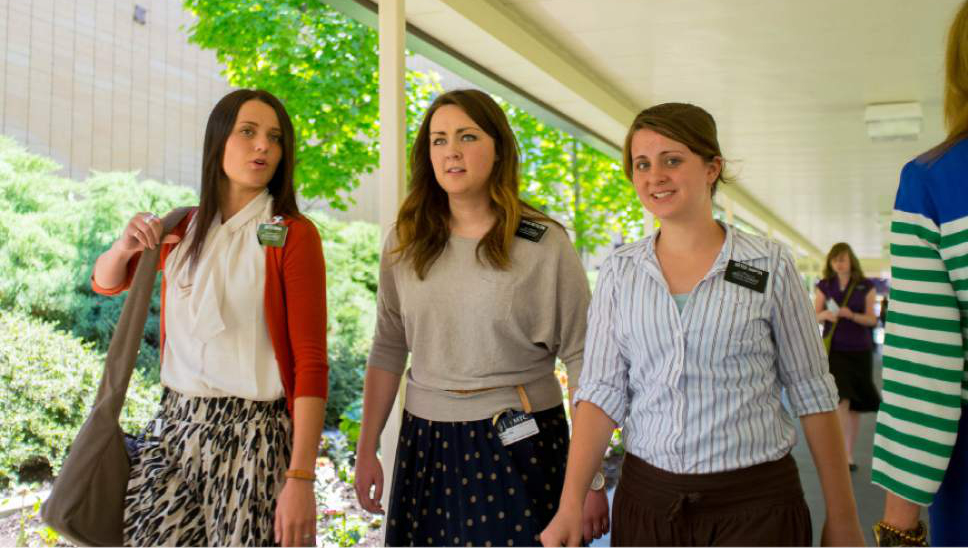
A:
0 0 231 186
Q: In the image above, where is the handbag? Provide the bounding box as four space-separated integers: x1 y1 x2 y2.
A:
40 207 190 547
822 279 858 353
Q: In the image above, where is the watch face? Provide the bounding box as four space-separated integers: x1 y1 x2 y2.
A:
590 472 605 491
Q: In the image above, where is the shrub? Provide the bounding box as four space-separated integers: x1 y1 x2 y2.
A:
0 137 382 432
0 310 161 487
308 214 380 428
0 136 198 380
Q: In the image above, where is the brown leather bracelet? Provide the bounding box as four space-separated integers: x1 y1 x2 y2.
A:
285 468 316 481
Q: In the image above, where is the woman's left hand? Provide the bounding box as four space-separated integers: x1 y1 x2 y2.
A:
820 513 865 546
275 479 317 546
836 307 854 320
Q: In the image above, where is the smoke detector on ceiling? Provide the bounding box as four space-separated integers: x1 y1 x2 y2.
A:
865 102 922 142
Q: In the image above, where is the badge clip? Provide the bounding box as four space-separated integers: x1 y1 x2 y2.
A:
492 385 540 446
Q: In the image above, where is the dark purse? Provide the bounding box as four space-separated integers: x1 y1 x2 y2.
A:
40 207 190 546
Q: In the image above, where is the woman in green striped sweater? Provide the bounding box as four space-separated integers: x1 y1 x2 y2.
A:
872 2 968 545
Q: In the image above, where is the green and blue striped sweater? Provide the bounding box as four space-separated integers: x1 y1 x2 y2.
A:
873 138 968 505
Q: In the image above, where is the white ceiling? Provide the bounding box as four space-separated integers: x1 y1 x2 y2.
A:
386 0 960 263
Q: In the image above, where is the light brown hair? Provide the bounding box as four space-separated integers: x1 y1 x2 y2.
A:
923 0 968 161
394 89 553 279
823 242 865 284
622 102 734 195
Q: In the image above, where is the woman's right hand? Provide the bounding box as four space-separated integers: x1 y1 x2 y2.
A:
353 450 385 514
540 503 584 547
817 310 837 323
115 212 181 253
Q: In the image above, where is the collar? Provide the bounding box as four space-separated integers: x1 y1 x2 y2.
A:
217 189 273 233
618 221 771 271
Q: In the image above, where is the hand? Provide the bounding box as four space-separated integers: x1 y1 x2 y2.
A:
581 488 610 543
818 310 837 323
820 514 864 547
540 502 583 547
274 479 317 547
836 307 854 320
353 450 385 514
115 212 181 253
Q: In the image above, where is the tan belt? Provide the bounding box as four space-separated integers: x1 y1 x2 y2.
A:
445 384 535 425
448 387 495 395
446 385 533 412
485 386 532 426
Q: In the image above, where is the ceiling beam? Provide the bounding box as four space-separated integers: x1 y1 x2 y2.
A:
324 0 824 261
323 0 620 156
433 0 640 135
721 184 824 259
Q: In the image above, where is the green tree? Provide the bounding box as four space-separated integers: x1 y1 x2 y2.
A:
184 0 645 257
505 101 644 256
184 0 441 210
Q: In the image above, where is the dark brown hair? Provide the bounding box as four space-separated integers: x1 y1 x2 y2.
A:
823 242 865 283
394 89 553 279
622 102 734 195
922 0 968 161
181 89 300 273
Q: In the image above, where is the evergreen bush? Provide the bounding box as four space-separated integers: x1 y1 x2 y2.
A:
0 310 161 487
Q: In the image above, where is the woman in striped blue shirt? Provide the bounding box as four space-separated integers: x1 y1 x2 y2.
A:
540 103 864 546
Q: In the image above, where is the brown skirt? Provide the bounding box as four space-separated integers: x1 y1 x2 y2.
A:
612 453 811 547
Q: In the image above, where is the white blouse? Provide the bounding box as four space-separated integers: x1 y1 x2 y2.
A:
161 190 284 401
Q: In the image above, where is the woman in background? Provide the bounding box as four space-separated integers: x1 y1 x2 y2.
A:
814 242 880 472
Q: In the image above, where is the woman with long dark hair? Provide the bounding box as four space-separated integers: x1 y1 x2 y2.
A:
353 89 608 547
872 1 968 545
91 89 327 547
814 242 880 472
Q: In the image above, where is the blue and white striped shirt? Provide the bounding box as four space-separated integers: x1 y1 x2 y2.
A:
575 223 839 473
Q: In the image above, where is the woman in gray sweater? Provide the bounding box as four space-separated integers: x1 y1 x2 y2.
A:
353 89 609 546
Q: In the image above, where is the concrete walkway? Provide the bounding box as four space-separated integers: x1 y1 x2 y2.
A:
591 348 905 546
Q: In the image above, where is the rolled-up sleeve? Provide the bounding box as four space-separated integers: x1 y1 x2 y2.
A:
367 233 409 374
574 256 631 426
771 246 839 416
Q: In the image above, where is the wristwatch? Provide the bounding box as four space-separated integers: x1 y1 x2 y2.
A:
590 471 606 491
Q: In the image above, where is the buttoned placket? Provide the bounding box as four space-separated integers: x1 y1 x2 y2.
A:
638 227 736 470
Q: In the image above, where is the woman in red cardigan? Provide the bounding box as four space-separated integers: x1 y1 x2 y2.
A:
91 89 328 547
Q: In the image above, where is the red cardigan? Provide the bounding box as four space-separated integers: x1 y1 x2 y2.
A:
92 209 328 415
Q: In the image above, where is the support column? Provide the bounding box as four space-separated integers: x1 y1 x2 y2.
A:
378 0 407 236
377 0 406 533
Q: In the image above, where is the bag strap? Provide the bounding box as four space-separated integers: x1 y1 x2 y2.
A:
823 279 859 353
93 207 193 419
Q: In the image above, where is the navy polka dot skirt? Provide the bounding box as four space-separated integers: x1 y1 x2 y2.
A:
385 405 569 547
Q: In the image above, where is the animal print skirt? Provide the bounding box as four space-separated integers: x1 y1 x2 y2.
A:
123 388 292 547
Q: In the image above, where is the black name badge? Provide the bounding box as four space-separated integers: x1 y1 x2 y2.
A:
725 260 768 293
515 219 548 242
